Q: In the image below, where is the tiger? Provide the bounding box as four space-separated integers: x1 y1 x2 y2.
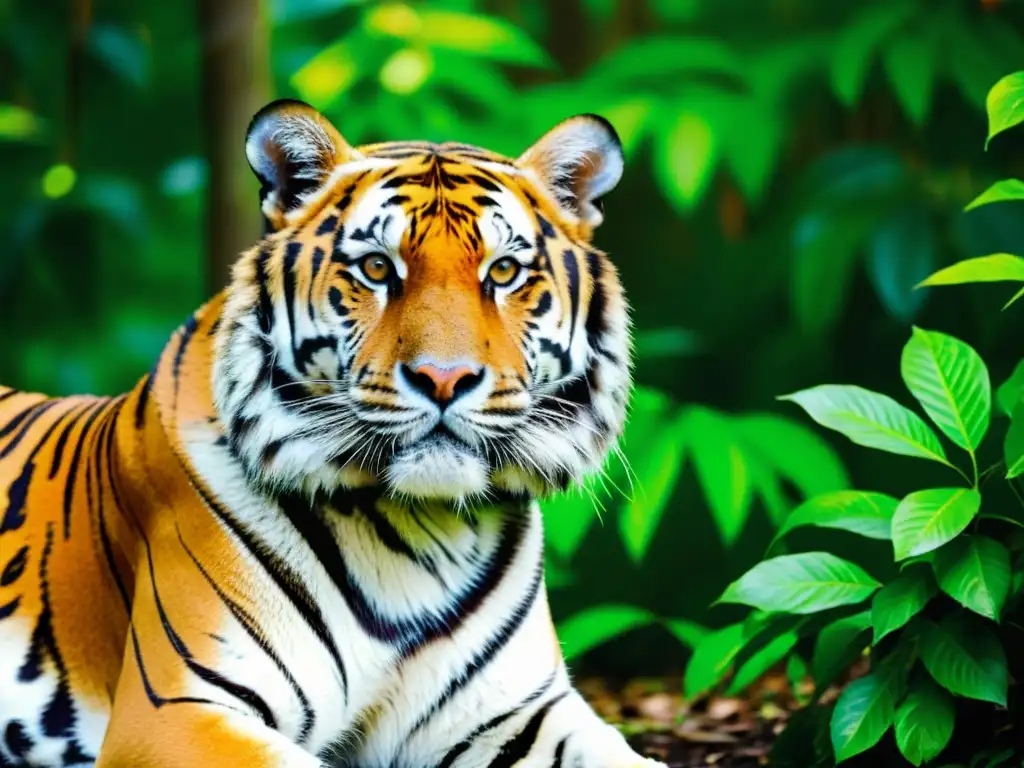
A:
0 99 660 768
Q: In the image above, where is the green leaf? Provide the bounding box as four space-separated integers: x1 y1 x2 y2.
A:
619 417 685 563
1005 286 1024 309
718 553 880 614
733 413 850 499
1006 402 1024 479
872 569 935 644
290 40 360 109
787 654 812 705
0 103 44 142
370 8 553 68
932 535 1010 621
662 617 709 649
866 207 936 322
683 622 746 698
778 490 898 541
900 327 991 452
996 360 1024 416
919 614 1008 705
830 0 916 106
680 407 752 547
891 488 982 561
727 630 800 695
894 674 956 766
965 179 1024 211
917 254 1024 287
556 605 655 661
829 669 900 761
985 71 1024 147
812 611 872 689
780 385 949 465
587 36 743 89
654 109 717 212
883 32 935 126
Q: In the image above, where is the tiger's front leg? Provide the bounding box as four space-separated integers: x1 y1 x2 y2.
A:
360 589 665 768
95 633 322 768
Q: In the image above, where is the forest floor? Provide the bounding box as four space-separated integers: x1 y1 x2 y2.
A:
575 663 849 768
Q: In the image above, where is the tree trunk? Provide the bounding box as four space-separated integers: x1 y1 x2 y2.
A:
197 0 271 294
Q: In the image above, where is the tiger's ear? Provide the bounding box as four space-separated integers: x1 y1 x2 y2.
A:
245 99 360 231
517 114 623 228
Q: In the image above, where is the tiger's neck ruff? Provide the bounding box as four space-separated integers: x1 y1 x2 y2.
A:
0 101 661 768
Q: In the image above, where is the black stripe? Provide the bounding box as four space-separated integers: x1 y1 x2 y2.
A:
431 672 557 768
255 246 275 335
0 402 45 442
283 241 301 362
281 495 530 651
0 389 18 404
356 501 441 579
63 401 111 539
172 314 199 400
134 373 153 429
486 692 568 768
179 465 350 703
50 402 98 480
0 462 31 534
0 400 58 458
134 487 278 728
409 559 545 738
551 737 568 767
98 401 134 611
561 250 580 349
310 246 325 319
316 215 339 236
1 545 28 586
0 597 19 620
177 526 316 743
584 252 608 348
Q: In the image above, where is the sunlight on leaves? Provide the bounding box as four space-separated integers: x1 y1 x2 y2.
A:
891 488 981 561
780 385 949 465
0 104 41 141
777 490 898 542
718 552 880 614
379 48 433 95
985 71 1024 147
965 179 1024 210
900 327 990 453
917 254 1024 305
290 40 359 108
654 110 716 212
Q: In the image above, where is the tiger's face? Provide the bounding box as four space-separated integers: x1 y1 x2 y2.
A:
214 100 630 504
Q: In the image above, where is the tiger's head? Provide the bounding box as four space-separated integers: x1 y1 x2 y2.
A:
213 100 630 504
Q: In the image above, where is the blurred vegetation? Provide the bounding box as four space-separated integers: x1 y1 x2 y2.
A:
3 0 1024 690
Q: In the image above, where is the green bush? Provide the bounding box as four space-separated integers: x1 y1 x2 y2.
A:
687 72 1024 767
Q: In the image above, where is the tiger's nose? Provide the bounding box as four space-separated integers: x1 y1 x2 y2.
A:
400 362 484 408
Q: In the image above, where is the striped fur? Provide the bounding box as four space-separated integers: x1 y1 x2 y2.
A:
0 101 659 768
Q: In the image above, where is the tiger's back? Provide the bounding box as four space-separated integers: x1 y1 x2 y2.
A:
0 386 131 764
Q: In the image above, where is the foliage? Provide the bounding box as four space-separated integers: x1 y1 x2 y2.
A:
4 0 1024 695
684 74 1024 767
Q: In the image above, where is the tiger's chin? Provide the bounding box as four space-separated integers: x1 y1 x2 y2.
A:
384 433 491 502
377 433 557 504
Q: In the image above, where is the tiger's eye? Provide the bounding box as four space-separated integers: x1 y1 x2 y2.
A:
488 257 520 287
360 254 393 284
